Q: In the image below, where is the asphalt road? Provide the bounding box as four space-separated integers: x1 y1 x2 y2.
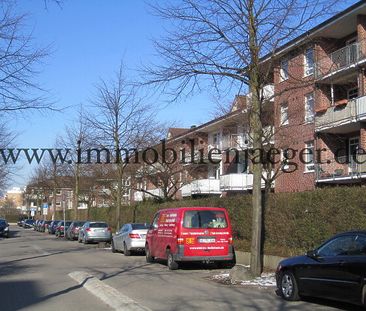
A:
0 226 363 311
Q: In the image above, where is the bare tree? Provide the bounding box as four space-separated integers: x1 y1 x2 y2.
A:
143 0 355 276
0 120 16 191
86 63 158 230
0 1 54 115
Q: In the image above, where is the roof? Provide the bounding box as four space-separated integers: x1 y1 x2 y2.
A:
167 128 190 139
261 0 366 61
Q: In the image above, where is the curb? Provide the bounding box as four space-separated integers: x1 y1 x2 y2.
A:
69 271 152 311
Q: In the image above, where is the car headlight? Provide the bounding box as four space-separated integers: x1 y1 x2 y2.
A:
4 227 9 231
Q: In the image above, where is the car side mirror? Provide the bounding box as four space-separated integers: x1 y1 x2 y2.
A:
306 249 318 258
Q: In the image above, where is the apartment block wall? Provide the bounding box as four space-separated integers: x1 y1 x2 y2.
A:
273 46 316 192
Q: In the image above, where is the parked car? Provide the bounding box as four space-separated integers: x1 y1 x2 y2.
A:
39 220 52 232
65 221 86 240
276 231 366 307
55 221 72 237
33 219 41 231
0 219 9 238
48 220 60 234
145 207 236 270
78 221 112 244
23 219 35 229
112 223 149 256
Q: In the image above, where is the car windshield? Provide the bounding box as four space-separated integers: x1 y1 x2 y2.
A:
65 222 72 226
183 210 228 229
0 220 7 225
90 222 108 228
131 223 149 230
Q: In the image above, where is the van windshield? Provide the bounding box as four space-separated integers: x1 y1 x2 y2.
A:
183 210 227 229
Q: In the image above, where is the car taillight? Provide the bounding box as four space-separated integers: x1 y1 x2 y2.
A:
177 237 184 244
129 233 140 239
228 237 233 244
86 228 91 232
107 227 112 232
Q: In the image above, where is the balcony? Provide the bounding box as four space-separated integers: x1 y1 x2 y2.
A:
220 173 266 191
315 40 366 80
316 154 366 182
315 95 366 132
181 179 220 197
221 134 251 150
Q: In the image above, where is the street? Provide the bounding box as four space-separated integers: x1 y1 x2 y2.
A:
0 226 362 311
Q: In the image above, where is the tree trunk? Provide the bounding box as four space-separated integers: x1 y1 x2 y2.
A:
248 0 263 277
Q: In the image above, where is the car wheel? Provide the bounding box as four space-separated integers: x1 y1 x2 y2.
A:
111 240 116 253
279 271 300 301
167 250 179 270
145 244 154 263
123 242 131 256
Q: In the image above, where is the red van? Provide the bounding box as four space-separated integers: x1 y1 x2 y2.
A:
145 207 236 270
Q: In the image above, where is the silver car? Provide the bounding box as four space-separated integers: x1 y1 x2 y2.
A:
111 223 149 256
78 221 112 244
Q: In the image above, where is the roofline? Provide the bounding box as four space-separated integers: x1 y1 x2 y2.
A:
166 109 245 143
260 0 366 62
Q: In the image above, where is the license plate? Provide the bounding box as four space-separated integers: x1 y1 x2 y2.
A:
198 237 215 243
95 229 105 232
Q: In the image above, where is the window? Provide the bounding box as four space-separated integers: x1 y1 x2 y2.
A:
280 103 289 125
212 132 220 148
304 48 314 76
348 87 358 100
304 141 314 172
183 210 227 229
305 92 314 122
280 59 289 81
317 235 357 257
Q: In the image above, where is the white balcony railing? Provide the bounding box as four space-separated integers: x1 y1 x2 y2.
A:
247 84 275 102
315 95 366 131
181 179 220 197
315 40 366 79
133 188 164 201
220 173 266 191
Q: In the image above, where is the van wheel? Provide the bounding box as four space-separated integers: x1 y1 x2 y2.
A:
145 244 154 263
123 242 131 256
167 250 179 270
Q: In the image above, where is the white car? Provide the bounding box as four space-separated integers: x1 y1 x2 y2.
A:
111 223 149 256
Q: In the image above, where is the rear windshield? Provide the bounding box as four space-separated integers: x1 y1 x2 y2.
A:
65 222 72 226
90 222 108 228
183 210 228 229
131 223 149 230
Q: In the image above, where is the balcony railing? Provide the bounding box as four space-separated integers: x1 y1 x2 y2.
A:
315 40 366 79
315 95 366 131
316 154 366 181
181 179 220 197
220 173 266 191
133 188 164 201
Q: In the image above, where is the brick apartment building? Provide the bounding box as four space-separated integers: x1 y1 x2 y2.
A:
132 1 366 201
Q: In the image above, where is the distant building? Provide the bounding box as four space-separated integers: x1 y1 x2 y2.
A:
4 187 24 209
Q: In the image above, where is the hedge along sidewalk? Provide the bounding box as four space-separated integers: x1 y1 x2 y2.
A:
55 186 366 257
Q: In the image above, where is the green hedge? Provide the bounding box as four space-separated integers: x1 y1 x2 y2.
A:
54 186 366 257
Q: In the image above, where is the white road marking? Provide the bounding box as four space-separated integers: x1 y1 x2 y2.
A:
69 271 152 311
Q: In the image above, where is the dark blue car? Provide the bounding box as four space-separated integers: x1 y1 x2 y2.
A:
276 231 366 307
0 219 9 238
